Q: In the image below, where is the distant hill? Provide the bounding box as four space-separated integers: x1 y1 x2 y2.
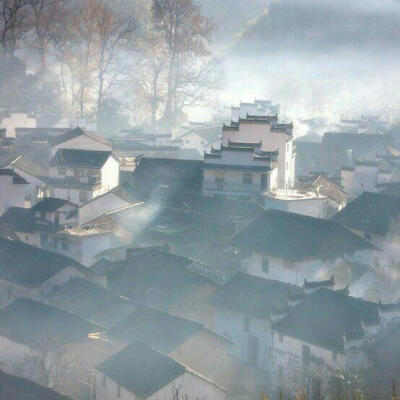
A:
232 0 400 56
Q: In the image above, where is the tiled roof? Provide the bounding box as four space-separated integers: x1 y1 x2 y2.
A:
50 149 112 169
232 209 374 262
0 238 81 287
51 127 110 147
332 192 400 235
48 277 134 328
0 370 72 400
273 289 381 352
213 272 302 320
31 198 76 212
96 341 185 398
0 298 102 348
108 306 202 352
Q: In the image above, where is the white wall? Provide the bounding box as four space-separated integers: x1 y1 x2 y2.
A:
101 157 119 193
0 175 26 215
263 195 327 219
1 113 36 138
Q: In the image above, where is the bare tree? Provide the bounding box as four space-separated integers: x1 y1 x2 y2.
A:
27 0 69 69
90 0 134 125
0 0 29 56
151 0 221 128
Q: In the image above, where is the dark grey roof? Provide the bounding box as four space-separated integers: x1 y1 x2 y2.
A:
0 370 72 400
213 272 302 320
332 192 400 235
273 289 380 352
48 277 134 328
0 168 29 184
106 249 206 309
231 209 375 262
4 155 48 179
96 341 185 398
0 207 53 233
0 238 81 287
31 198 75 212
108 306 202 352
51 127 109 147
0 298 102 348
131 157 203 199
50 149 112 169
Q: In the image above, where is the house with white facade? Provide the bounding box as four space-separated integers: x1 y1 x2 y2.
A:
0 169 29 215
332 191 400 253
271 287 400 394
0 297 109 399
179 125 221 155
49 149 119 205
106 306 261 398
95 341 227 400
0 238 87 307
1 155 50 206
202 114 329 217
231 209 377 286
341 161 394 198
0 201 114 266
212 272 303 372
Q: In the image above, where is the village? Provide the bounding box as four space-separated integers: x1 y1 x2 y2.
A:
0 98 399 400
1 0 400 399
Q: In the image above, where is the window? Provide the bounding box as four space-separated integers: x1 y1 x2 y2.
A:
79 190 88 202
117 384 121 397
25 235 29 242
102 375 106 388
332 351 337 362
58 168 66 176
262 258 269 273
244 316 250 332
243 173 253 185
279 334 284 343
215 171 225 190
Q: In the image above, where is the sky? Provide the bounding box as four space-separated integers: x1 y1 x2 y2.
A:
192 0 400 125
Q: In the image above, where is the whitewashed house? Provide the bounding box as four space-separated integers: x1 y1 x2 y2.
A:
0 199 116 267
0 298 109 399
48 149 119 205
0 169 28 215
232 209 377 286
341 161 394 198
50 127 112 157
95 341 227 400
180 126 221 155
1 156 50 206
0 238 87 307
271 288 400 393
213 272 302 372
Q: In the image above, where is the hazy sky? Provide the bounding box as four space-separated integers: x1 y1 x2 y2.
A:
193 0 400 126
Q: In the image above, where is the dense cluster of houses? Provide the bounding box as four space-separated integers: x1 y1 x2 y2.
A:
0 103 399 400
